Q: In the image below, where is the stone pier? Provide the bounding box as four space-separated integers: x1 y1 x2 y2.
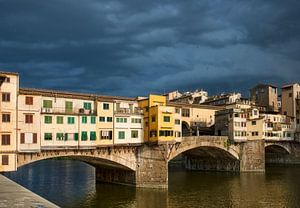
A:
239 140 265 172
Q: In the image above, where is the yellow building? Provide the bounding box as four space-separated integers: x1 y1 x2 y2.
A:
96 98 114 146
138 95 177 143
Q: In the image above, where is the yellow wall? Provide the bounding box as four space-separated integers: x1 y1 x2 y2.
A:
139 95 175 142
96 100 114 145
247 118 264 140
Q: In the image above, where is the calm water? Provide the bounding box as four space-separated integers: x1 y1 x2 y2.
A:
3 160 300 208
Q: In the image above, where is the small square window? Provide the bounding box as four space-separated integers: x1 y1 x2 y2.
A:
25 96 33 105
2 93 10 102
103 103 109 110
2 114 11 122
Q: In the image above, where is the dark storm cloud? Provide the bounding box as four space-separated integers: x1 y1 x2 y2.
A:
0 0 299 97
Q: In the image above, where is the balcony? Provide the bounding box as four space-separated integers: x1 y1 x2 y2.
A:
114 107 143 115
41 107 96 115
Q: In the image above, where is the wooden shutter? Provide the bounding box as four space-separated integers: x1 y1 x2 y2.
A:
20 133 25 144
33 133 37 143
2 155 8 165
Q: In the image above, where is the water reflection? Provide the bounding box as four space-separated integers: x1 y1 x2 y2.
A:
4 159 300 208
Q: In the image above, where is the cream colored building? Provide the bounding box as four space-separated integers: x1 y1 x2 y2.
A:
114 100 143 144
17 91 41 152
20 89 98 149
262 114 295 141
0 72 18 172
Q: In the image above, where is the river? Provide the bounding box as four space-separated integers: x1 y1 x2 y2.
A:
3 159 300 208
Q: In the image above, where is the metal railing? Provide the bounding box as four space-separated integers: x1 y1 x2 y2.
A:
114 108 143 115
41 107 96 115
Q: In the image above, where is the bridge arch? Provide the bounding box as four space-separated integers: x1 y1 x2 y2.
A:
265 144 291 155
168 139 239 162
17 148 137 171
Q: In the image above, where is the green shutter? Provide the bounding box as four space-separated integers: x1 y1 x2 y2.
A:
90 131 96 140
118 131 125 139
68 117 75 124
91 116 96 124
43 100 53 108
64 133 68 141
82 116 87 124
81 132 88 141
45 116 52 124
56 133 64 141
74 133 79 141
57 116 63 124
44 133 52 140
65 101 73 113
84 102 92 110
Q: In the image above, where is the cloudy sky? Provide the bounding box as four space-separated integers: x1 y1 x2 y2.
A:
0 0 299 97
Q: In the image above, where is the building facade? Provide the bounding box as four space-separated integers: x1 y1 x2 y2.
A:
250 84 279 112
0 72 18 172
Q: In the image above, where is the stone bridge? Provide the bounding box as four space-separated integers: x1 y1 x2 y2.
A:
16 136 300 188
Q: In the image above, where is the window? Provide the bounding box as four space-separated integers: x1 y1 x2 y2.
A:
103 103 109 110
74 133 79 141
151 115 156 122
83 102 92 110
131 130 138 138
116 117 127 123
118 131 125 139
68 117 75 124
175 119 180 125
44 133 52 140
99 117 105 122
150 130 157 137
91 116 96 124
43 100 53 108
2 93 10 102
81 131 88 141
297 119 300 124
56 133 64 141
1 135 10 145
2 114 10 122
132 118 142 123
4 77 10 83
20 133 37 144
82 116 87 124
65 101 73 113
100 131 112 140
25 96 33 105
253 110 258 116
44 116 52 124
289 93 292 97
252 121 256 125
107 117 113 122
57 116 63 124
159 130 173 137
163 116 170 122
182 109 190 117
25 114 33 124
90 131 96 141
175 108 180 114
2 155 8 166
